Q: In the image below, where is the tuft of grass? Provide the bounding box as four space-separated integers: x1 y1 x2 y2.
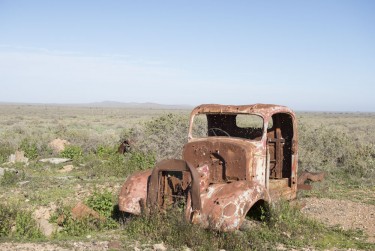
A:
0 144 14 164
0 204 15 237
81 150 155 178
0 169 25 187
60 145 83 160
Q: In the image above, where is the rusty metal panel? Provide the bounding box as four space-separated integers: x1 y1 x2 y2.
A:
182 140 250 183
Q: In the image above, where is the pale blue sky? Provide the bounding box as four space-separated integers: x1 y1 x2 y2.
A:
0 1 374 111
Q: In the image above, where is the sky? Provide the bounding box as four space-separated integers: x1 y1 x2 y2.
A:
0 1 374 111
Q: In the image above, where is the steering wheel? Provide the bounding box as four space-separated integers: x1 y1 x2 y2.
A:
208 128 230 137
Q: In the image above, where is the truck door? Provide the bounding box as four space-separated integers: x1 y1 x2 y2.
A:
267 113 293 183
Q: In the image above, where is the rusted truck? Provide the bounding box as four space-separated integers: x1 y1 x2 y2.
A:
119 104 298 231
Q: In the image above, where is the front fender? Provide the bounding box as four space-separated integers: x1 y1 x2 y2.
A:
118 169 152 215
189 180 270 231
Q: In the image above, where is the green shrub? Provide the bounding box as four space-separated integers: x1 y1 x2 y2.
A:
53 209 100 237
60 145 83 159
96 145 116 159
126 151 155 173
86 190 114 219
299 123 375 185
0 204 16 237
0 203 43 240
126 113 189 161
20 139 38 160
14 211 43 239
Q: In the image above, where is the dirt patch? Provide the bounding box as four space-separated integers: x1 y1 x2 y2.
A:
48 138 70 154
301 197 375 243
0 241 109 251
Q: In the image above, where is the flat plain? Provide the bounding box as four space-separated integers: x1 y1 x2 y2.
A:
0 104 374 250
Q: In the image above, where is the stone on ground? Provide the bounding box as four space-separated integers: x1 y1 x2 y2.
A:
71 202 104 221
8 151 29 164
39 158 71 164
58 165 74 173
33 205 58 237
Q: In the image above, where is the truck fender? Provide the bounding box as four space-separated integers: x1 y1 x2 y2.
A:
118 169 152 215
189 180 270 231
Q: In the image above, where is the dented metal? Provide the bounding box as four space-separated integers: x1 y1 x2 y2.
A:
119 104 300 231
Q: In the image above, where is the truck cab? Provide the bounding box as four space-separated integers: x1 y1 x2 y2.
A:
119 104 298 231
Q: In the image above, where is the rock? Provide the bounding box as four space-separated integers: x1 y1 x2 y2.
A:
8 151 29 164
282 231 291 238
18 181 30 186
39 158 71 164
48 138 70 154
57 165 74 173
153 243 167 251
33 206 56 237
71 202 104 221
56 214 65 226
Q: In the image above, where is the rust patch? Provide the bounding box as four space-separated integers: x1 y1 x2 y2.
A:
223 203 236 217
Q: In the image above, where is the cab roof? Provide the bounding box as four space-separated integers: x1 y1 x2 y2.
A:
190 104 295 118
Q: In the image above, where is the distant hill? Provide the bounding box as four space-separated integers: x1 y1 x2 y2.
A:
0 101 193 110
85 101 192 109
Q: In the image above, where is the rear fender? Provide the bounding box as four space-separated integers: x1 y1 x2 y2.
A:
189 180 270 231
118 169 152 215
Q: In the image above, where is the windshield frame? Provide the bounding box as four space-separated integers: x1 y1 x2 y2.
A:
188 112 267 141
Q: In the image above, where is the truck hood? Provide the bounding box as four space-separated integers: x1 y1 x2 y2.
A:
183 137 258 182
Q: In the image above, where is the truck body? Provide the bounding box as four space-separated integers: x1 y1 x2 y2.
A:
119 104 298 231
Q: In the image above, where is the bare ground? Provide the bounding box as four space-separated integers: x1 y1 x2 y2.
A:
301 197 375 243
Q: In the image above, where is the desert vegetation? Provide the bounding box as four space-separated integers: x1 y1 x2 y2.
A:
0 104 374 250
